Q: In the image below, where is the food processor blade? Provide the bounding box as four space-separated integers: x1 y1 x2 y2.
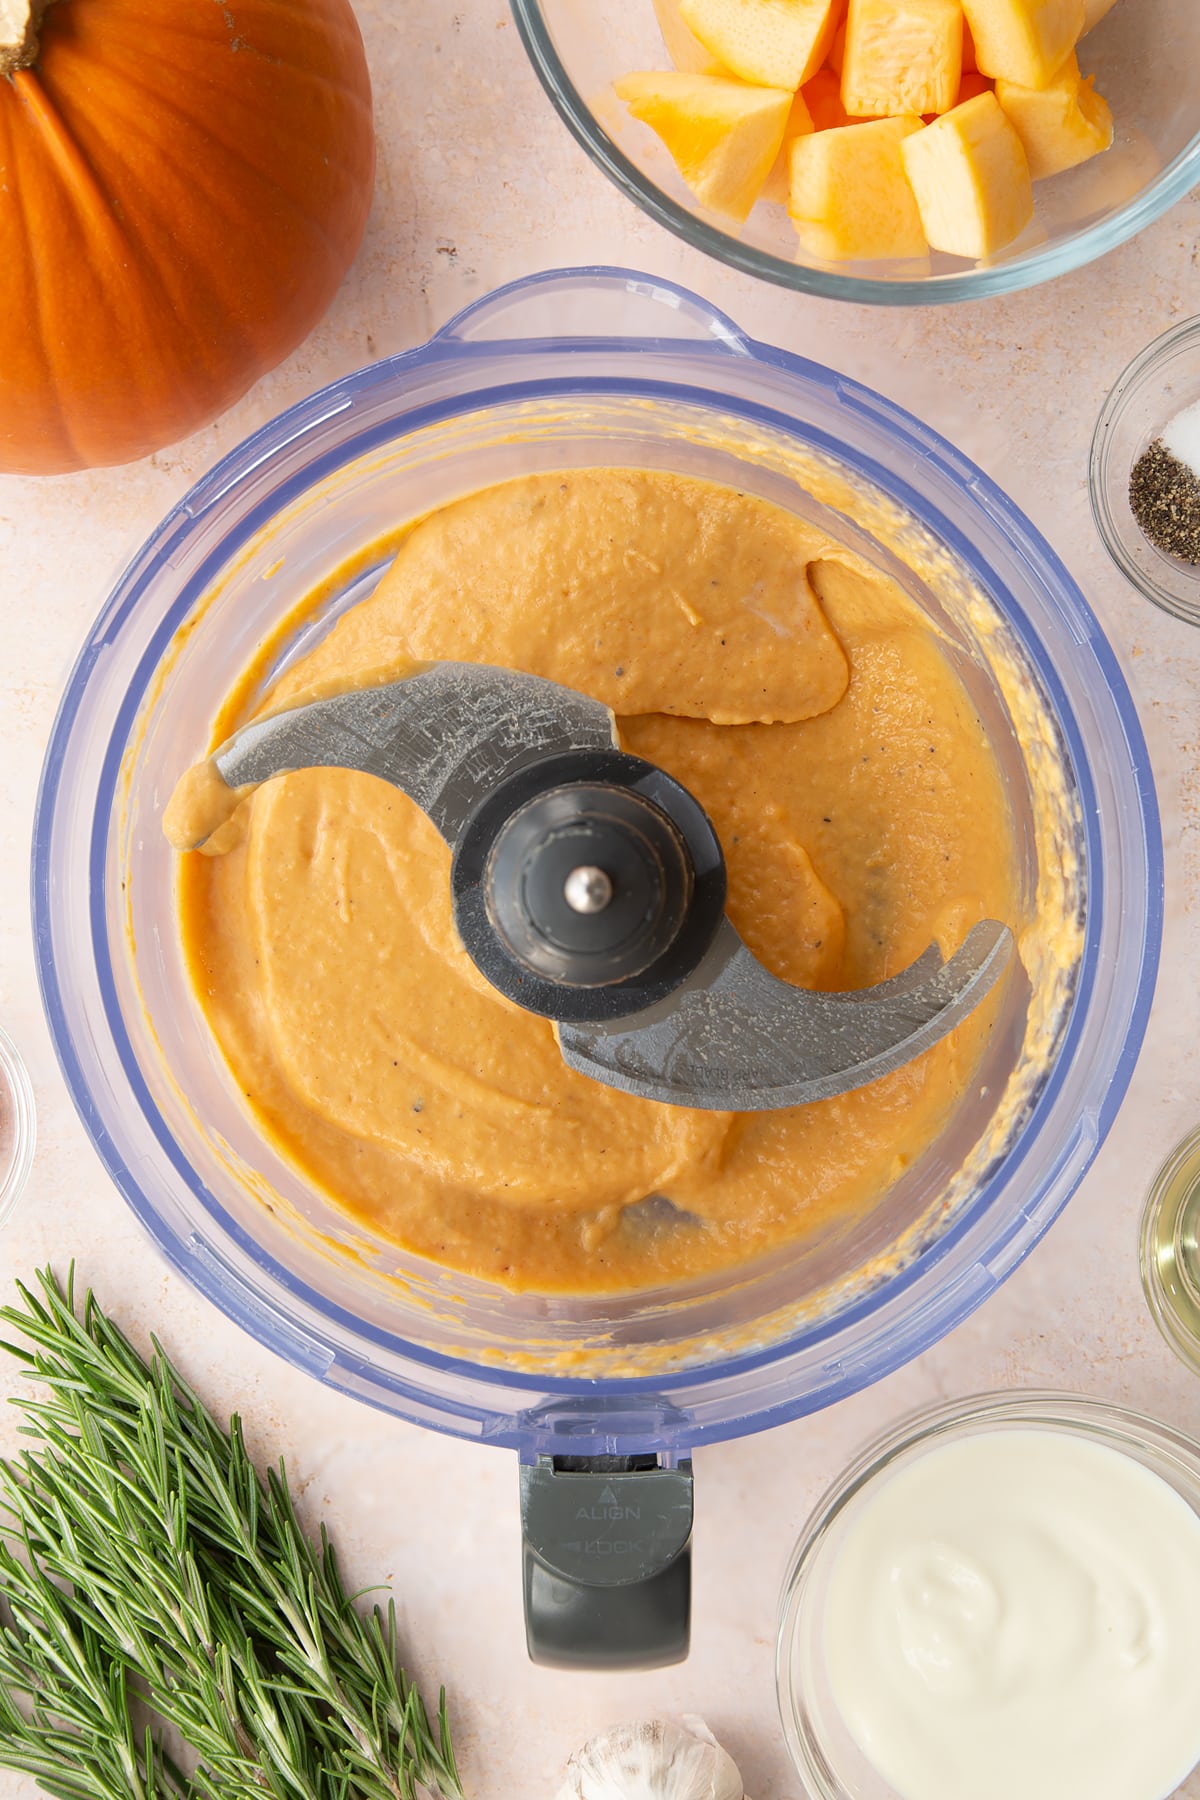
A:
187 663 1014 1111
206 661 619 844
557 915 1013 1110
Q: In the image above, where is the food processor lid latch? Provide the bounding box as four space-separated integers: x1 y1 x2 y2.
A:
519 1452 693 1670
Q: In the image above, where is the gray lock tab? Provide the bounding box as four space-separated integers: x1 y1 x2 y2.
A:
520 1453 693 1669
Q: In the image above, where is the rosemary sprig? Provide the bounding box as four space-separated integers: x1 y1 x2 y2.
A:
0 1268 464 1800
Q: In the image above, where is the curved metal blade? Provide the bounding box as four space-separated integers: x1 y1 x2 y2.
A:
183 662 1014 1114
202 663 617 849
557 917 1015 1111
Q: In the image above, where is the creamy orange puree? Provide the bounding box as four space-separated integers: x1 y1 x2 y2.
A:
170 470 1016 1295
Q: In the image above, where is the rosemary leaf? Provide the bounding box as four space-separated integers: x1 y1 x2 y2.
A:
0 1269 464 1800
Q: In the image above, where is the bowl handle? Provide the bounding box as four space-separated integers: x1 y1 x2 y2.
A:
520 1451 693 1669
434 264 751 355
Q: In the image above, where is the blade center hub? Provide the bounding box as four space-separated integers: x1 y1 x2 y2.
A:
486 782 693 982
449 747 728 1023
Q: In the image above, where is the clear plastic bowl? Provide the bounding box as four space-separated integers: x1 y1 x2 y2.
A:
32 268 1160 1458
778 1391 1200 1798
512 0 1200 304
0 1024 35 1230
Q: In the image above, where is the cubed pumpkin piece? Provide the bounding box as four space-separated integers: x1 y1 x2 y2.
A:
615 71 794 219
762 89 816 201
900 92 1033 255
1082 0 1118 28
960 0 1084 88
828 17 848 70
789 115 928 259
842 0 963 117
963 18 978 67
653 0 730 73
680 0 841 89
995 51 1112 177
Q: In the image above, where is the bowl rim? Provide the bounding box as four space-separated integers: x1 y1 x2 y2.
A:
30 267 1163 1448
510 0 1200 307
775 1387 1200 1794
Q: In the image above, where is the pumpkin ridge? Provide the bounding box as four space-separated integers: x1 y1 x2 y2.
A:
142 12 374 107
115 30 376 137
95 0 374 110
11 62 221 454
90 53 362 264
74 3 374 249
1 78 87 466
31 63 257 391
84 62 356 291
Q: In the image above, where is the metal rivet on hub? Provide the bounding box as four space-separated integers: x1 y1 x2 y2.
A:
563 865 613 915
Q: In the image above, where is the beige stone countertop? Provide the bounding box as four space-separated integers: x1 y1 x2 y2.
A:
2 4 1200 1797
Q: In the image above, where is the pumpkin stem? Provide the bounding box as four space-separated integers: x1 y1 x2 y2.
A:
0 0 53 77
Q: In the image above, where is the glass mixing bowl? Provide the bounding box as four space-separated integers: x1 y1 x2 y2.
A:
778 1392 1200 1798
33 267 1159 1462
512 1 1200 303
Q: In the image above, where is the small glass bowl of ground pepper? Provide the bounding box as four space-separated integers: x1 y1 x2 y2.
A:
1091 316 1200 628
0 1024 35 1230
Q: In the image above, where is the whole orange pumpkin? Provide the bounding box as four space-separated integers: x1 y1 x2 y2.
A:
0 0 375 474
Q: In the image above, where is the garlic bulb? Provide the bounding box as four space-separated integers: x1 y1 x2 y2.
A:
558 1716 746 1800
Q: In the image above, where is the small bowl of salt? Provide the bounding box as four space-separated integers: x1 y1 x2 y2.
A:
0 1024 35 1230
1091 316 1200 627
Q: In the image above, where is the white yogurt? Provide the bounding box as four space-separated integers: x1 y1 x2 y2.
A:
824 1428 1200 1800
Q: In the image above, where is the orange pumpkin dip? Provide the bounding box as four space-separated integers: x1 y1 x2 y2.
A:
167 469 1016 1295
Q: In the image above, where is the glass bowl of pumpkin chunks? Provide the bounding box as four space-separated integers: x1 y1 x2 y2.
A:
512 0 1200 302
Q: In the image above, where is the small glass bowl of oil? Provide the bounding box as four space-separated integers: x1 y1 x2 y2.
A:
1141 1128 1200 1373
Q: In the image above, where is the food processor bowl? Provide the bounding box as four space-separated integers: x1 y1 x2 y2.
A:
33 267 1158 1456
511 0 1200 304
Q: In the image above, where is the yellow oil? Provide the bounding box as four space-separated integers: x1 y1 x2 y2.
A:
1141 1129 1200 1373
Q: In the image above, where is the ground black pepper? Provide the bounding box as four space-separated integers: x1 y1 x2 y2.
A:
1129 439 1200 564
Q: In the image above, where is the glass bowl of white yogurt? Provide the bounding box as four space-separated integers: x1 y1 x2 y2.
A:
778 1391 1200 1800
